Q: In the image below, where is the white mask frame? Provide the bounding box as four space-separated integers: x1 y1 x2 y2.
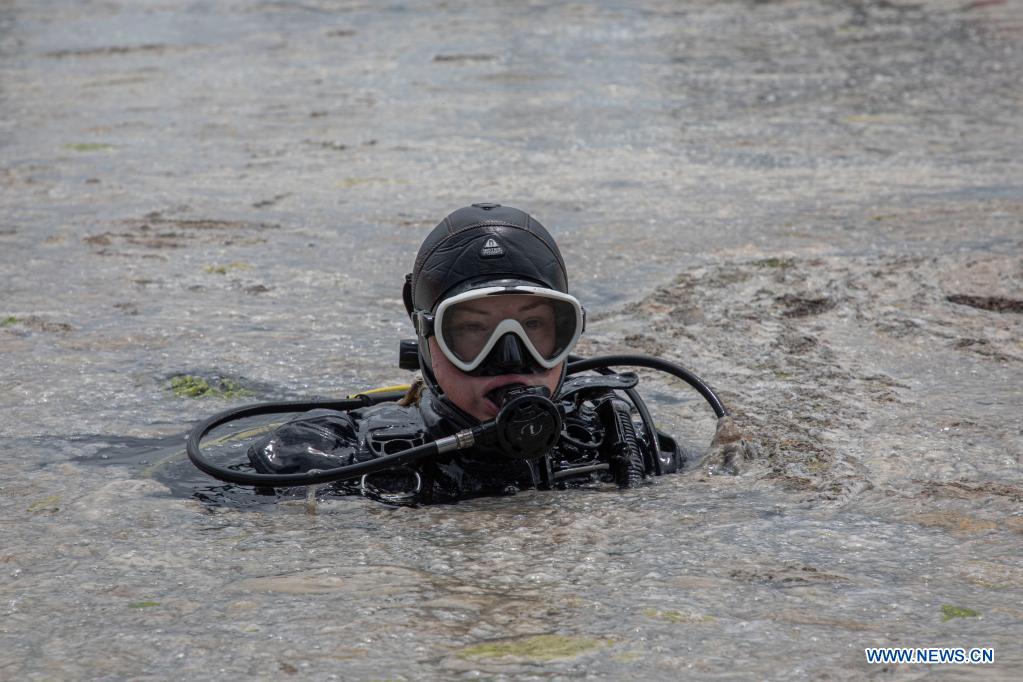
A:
414 285 585 373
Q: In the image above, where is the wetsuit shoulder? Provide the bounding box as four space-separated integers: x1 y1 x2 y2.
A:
246 403 428 475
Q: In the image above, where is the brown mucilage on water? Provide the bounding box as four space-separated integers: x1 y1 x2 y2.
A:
698 416 760 476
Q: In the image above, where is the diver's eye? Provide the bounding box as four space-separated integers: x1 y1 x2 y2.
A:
455 321 488 334
523 317 550 330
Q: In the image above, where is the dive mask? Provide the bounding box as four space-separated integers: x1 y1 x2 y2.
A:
414 285 585 373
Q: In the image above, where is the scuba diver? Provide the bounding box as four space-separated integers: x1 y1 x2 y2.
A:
189 203 737 503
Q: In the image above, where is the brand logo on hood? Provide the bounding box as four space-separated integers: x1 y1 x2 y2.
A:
480 237 504 258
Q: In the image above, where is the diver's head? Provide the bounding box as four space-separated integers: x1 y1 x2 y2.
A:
403 203 584 422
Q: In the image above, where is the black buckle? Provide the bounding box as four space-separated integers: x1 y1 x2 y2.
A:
413 312 434 337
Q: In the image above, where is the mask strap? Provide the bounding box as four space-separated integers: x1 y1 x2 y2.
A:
402 273 415 318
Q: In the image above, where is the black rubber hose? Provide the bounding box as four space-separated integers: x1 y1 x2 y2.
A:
185 393 434 487
192 437 440 487
567 354 728 418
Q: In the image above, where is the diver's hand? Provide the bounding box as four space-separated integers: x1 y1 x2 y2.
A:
698 416 758 476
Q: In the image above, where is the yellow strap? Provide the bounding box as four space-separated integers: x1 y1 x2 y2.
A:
349 384 411 398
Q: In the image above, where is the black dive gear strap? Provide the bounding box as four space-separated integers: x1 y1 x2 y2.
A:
186 353 727 488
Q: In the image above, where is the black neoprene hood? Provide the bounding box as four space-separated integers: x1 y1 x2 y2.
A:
403 203 569 317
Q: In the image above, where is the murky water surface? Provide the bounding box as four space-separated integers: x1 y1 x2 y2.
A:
2 0 1022 679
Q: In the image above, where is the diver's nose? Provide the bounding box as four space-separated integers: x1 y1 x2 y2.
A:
479 333 538 376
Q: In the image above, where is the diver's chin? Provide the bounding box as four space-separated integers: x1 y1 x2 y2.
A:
482 398 500 419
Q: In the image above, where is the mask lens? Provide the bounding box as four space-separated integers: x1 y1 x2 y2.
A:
440 293 579 366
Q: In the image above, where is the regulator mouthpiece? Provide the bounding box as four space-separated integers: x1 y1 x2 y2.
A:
491 385 563 460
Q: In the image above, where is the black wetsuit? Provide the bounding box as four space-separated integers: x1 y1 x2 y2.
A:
248 373 685 504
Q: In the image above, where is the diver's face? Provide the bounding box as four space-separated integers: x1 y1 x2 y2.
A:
429 338 562 421
428 294 563 421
